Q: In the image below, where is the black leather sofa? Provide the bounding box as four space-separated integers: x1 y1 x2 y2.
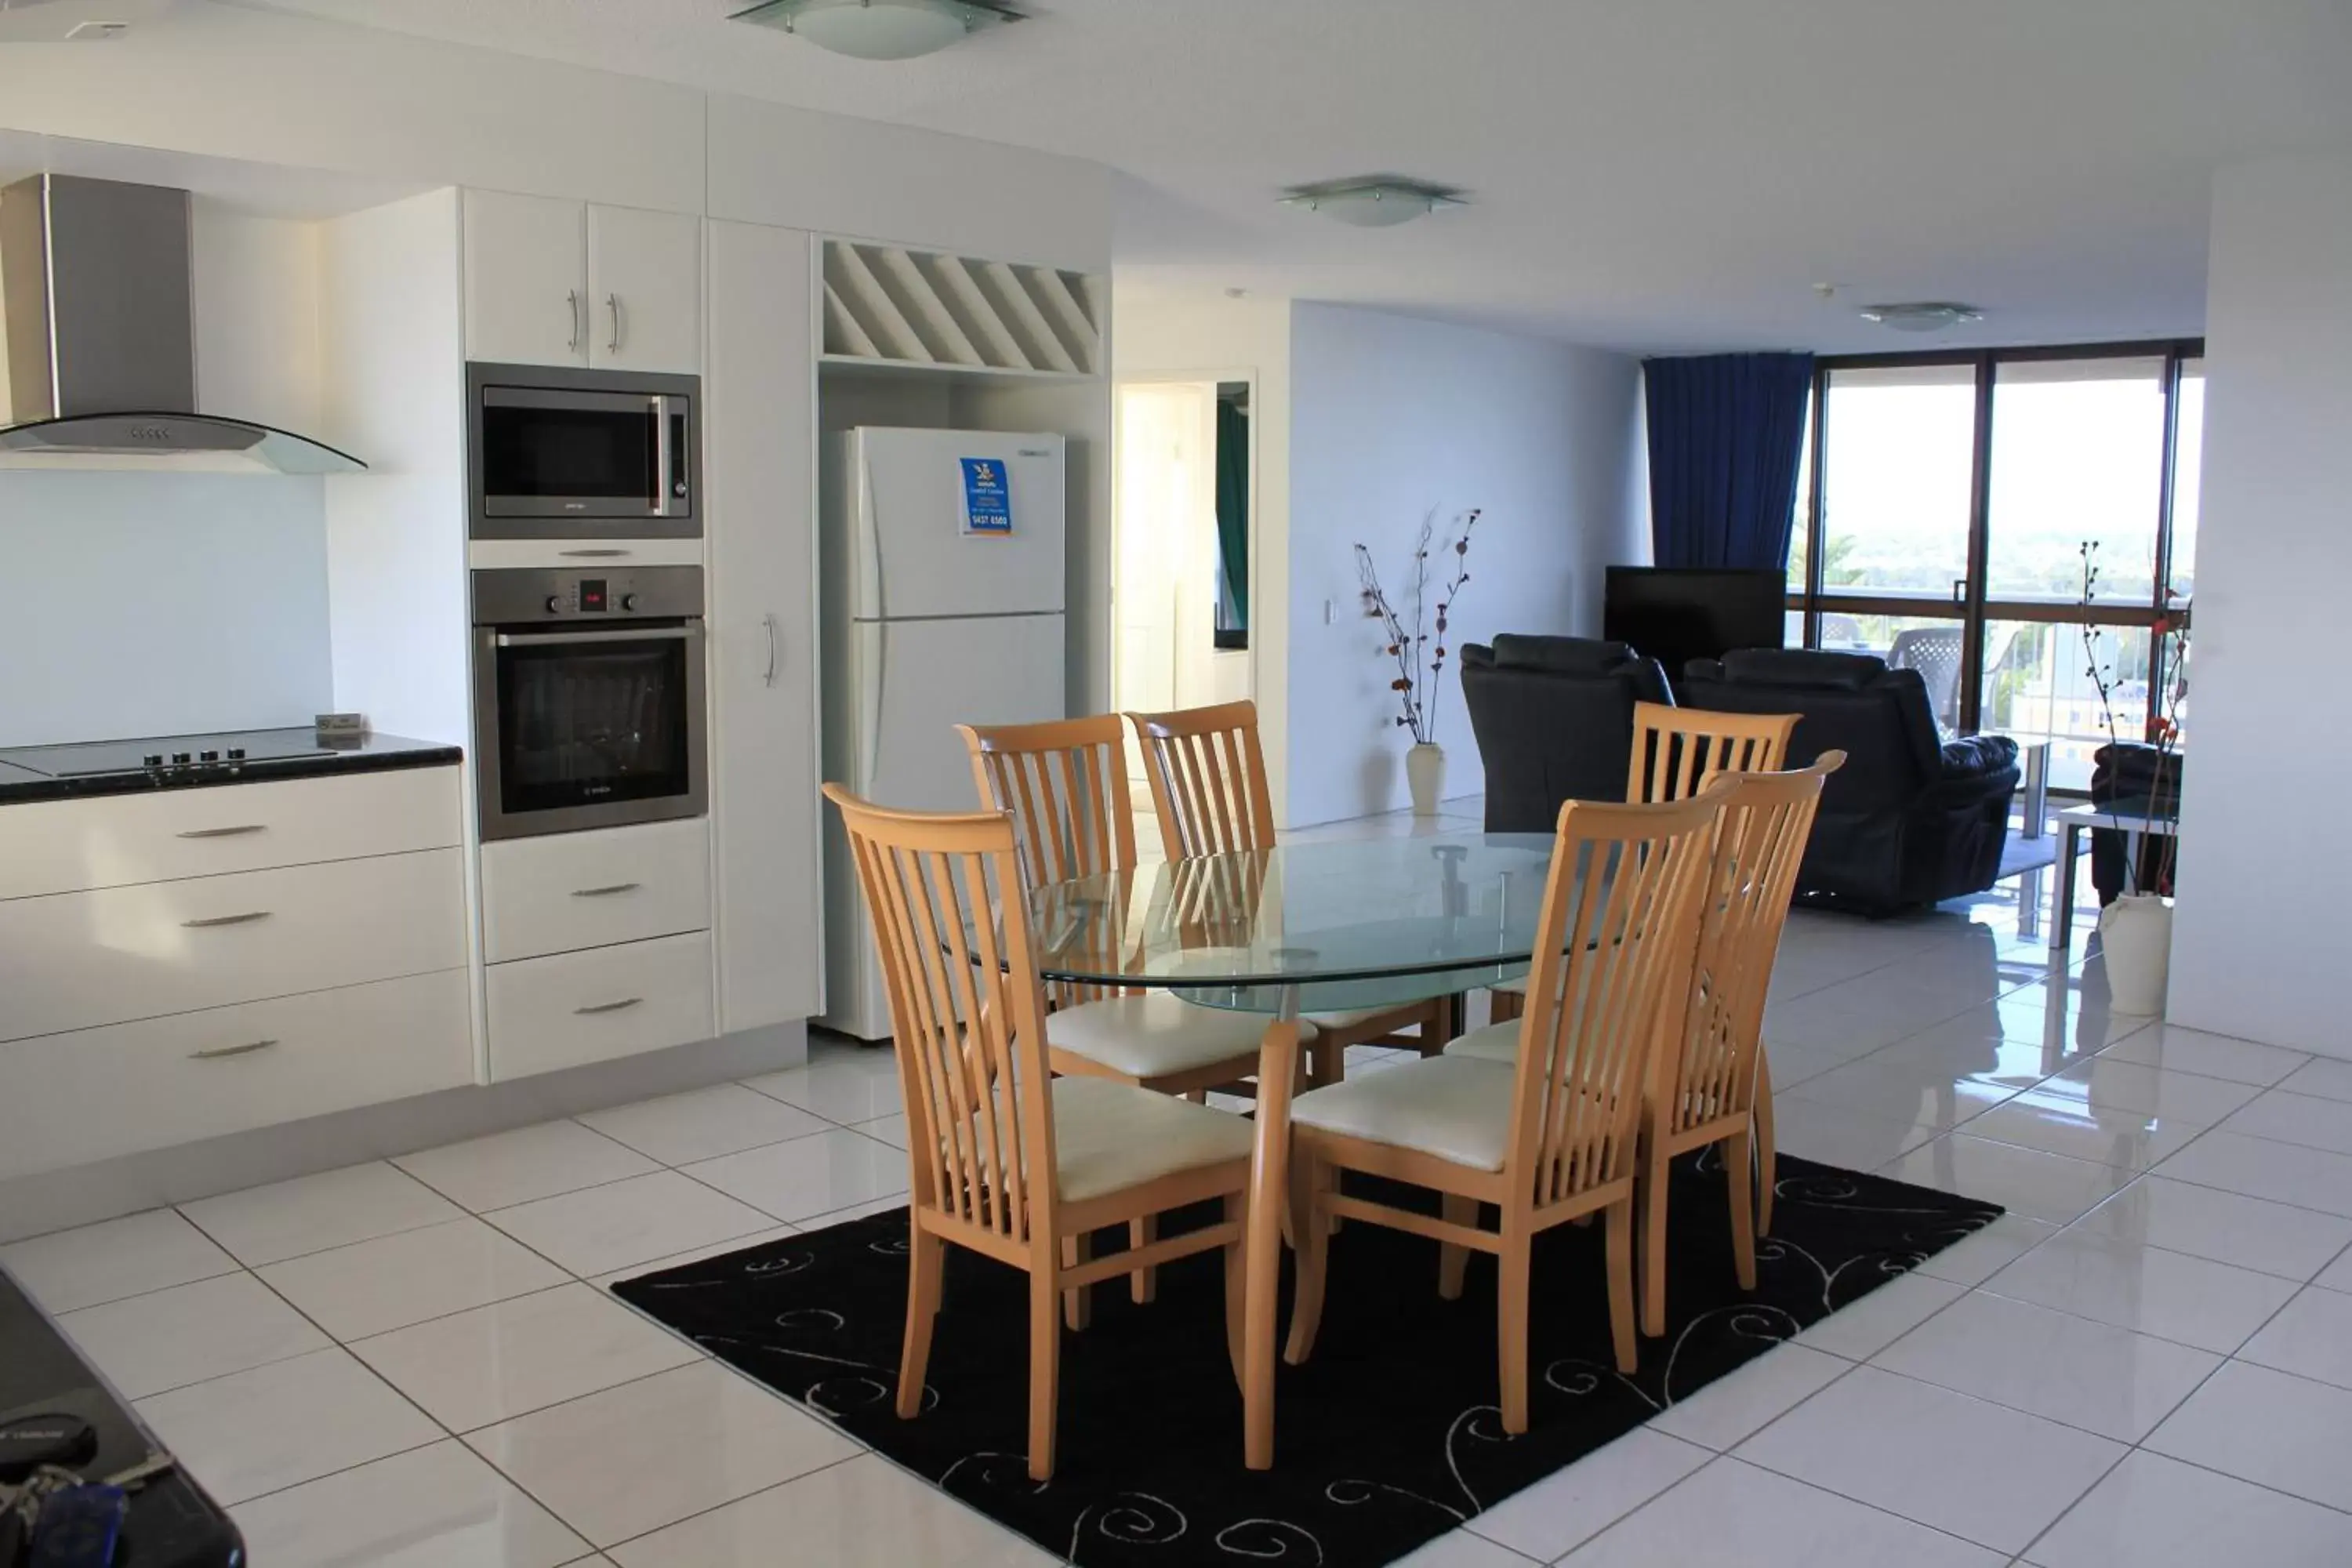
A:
1459 635 1671 831
1679 649 2020 912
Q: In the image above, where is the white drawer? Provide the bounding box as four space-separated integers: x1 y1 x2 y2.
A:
486 931 714 1080
0 767 462 902
466 539 705 569
480 819 711 964
0 849 466 1042
0 970 474 1182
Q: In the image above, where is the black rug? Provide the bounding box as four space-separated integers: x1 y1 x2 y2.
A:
614 1152 1999 1568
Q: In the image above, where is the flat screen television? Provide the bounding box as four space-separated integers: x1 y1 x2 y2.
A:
1602 566 1786 681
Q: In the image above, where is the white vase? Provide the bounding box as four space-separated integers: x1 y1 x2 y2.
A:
2100 893 2173 1015
1406 742 1446 817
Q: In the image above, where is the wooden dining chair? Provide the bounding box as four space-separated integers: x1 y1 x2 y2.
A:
1454 757 1840 1329
1626 701 1799 804
823 782 1255 1482
1280 785 1723 1431
1491 701 1799 1024
960 714 1272 1309
1125 699 1451 1081
1632 756 1835 1330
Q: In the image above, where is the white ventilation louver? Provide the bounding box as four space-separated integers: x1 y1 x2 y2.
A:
821 240 1101 377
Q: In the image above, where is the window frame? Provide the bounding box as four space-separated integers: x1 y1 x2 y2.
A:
1788 338 2202 784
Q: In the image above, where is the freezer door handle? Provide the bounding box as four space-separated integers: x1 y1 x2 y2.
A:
859 621 887 788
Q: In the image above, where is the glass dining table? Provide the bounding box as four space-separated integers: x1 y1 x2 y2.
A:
1021 831 1563 1470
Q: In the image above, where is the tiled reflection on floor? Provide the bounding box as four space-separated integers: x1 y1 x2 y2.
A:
5 800 2352 1567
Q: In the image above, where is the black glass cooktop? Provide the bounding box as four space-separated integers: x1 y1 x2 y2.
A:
0 728 336 779
0 727 462 803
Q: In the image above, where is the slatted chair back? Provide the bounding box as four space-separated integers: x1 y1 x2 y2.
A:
1126 700 1279 858
1657 755 1840 1138
823 784 1058 1260
1503 785 1723 1213
1627 701 1798 804
959 716 1137 1007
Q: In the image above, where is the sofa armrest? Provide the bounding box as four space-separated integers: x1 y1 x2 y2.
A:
1940 734 2020 781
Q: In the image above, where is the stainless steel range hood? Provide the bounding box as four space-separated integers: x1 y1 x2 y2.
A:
0 173 365 474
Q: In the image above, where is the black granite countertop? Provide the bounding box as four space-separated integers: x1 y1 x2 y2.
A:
0 728 463 804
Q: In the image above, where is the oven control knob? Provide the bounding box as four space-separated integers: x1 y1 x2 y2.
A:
619 593 638 612
545 595 564 614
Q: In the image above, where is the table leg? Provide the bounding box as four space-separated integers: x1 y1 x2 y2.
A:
1243 991 1302 1472
2022 745 2049 840
2053 822 2082 956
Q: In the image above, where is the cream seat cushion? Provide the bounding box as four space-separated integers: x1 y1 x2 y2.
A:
1303 1003 1422 1031
1488 975 1530 997
1049 1075 1256 1203
1443 1020 1521 1064
1289 1055 1517 1172
1048 993 1316 1079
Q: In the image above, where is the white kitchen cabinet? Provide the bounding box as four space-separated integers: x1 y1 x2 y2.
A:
705 221 822 1034
485 931 716 1080
0 971 473 1182
480 818 711 964
0 848 467 1043
463 189 588 367
588 204 702 374
0 768 459 902
461 191 700 373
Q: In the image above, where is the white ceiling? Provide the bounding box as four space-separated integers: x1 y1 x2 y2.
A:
232 0 2352 353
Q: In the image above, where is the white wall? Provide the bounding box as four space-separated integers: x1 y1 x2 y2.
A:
1286 303 1642 826
2165 149 2352 1057
0 471 329 745
1114 291 1295 819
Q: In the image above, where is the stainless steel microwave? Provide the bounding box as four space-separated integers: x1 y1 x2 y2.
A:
466 362 699 539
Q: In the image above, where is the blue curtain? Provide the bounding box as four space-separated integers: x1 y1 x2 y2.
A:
1644 351 1816 570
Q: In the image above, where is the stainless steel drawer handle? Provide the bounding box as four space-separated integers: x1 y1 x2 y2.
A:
558 548 630 558
191 1039 278 1061
176 825 267 840
182 911 272 928
571 882 642 898
575 997 644 1015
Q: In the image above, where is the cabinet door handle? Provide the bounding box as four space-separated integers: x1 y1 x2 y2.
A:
176 825 267 840
191 1038 278 1061
571 882 642 898
608 293 622 354
182 911 271 928
567 289 582 352
559 548 630 559
764 613 780 687
575 996 643 1015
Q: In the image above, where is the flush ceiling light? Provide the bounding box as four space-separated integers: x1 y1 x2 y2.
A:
1859 301 1986 333
1279 176 1467 229
729 0 1024 60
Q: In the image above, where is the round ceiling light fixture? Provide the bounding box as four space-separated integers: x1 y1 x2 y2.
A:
729 0 1024 60
1858 301 1986 333
1279 176 1468 229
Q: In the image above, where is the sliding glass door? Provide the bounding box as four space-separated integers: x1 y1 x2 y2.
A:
1790 342 2201 791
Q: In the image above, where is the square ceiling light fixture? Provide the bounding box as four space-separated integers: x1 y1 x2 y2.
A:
730 0 1025 60
1280 176 1468 229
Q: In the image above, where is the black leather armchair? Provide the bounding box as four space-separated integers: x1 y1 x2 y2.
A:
1459 634 1672 831
1680 649 2020 911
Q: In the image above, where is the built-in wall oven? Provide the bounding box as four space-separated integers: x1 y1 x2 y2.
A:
472 566 706 840
467 362 699 539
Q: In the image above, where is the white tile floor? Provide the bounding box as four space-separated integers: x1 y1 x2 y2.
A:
6 799 2352 1565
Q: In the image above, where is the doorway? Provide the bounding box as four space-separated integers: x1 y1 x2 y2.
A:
1113 376 1255 854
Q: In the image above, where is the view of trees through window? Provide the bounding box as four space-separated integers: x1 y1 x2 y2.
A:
1788 346 2201 793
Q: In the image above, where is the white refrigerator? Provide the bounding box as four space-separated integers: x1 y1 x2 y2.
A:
820 426 1068 1040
